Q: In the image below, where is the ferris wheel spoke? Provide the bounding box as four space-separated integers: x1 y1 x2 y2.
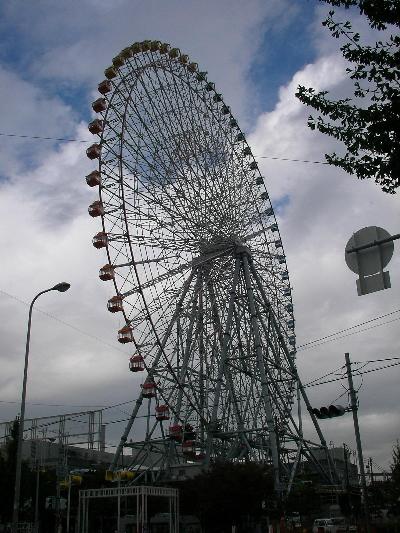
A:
156 65 235 225
166 71 233 221
118 151 202 243
132 62 195 179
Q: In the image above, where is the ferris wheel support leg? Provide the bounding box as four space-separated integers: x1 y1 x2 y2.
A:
110 271 196 471
204 256 241 465
286 384 304 494
207 262 254 458
248 259 340 485
241 252 281 493
198 279 206 445
173 273 203 423
245 270 334 489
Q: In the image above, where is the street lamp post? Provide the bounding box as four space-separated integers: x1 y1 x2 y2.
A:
12 282 71 533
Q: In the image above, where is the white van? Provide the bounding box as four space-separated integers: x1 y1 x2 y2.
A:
312 517 351 533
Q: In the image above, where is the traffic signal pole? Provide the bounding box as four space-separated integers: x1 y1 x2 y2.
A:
345 353 370 533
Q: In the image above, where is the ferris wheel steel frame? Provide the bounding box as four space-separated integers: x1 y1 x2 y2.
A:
86 40 339 495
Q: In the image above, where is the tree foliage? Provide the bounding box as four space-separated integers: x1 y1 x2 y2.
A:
176 461 275 532
0 419 36 523
389 440 400 514
296 0 400 193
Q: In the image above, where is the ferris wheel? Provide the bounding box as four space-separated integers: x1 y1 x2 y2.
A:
86 40 336 494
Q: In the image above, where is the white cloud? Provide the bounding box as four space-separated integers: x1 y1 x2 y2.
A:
249 45 400 467
0 66 77 177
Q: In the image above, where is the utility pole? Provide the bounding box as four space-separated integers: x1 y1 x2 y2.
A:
343 443 350 491
369 458 374 486
345 353 370 533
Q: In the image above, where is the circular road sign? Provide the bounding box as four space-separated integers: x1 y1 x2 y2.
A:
345 226 394 276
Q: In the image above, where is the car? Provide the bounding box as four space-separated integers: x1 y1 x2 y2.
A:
287 512 302 529
312 517 354 533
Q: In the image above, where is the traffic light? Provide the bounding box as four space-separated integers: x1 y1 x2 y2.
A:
311 405 347 419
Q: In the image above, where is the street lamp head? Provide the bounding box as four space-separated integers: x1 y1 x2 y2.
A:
52 282 71 293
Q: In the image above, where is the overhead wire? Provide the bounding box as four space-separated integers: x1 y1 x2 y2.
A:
1 282 399 410
2 358 398 428
2 286 398 361
0 131 329 165
297 308 400 349
0 132 89 143
0 288 127 355
297 317 400 351
304 359 400 388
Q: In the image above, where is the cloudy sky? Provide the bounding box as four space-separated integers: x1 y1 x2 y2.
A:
0 0 398 471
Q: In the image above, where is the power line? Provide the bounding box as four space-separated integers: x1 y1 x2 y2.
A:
304 356 400 387
3 286 399 359
297 309 400 350
0 131 329 165
0 399 108 408
257 155 327 165
1 286 399 397
304 359 400 388
298 317 400 351
354 357 400 364
0 132 89 143
0 397 136 412
0 288 127 355
303 365 345 387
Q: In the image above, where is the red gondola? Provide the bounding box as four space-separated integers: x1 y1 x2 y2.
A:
86 170 101 187
142 382 156 398
92 98 107 112
168 424 183 442
182 441 195 456
92 232 108 249
88 119 103 135
155 405 170 421
129 355 145 372
86 144 101 160
99 264 114 281
88 201 104 217
118 325 134 344
98 80 112 94
107 295 124 313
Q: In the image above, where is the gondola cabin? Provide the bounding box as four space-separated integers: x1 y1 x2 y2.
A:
86 144 101 160
98 80 112 94
155 405 170 421
92 97 107 112
168 425 183 441
107 295 124 313
86 170 101 187
99 264 115 281
88 119 103 135
92 232 108 249
88 201 104 217
182 441 195 456
142 382 156 398
129 355 145 372
118 325 134 344
183 424 196 440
